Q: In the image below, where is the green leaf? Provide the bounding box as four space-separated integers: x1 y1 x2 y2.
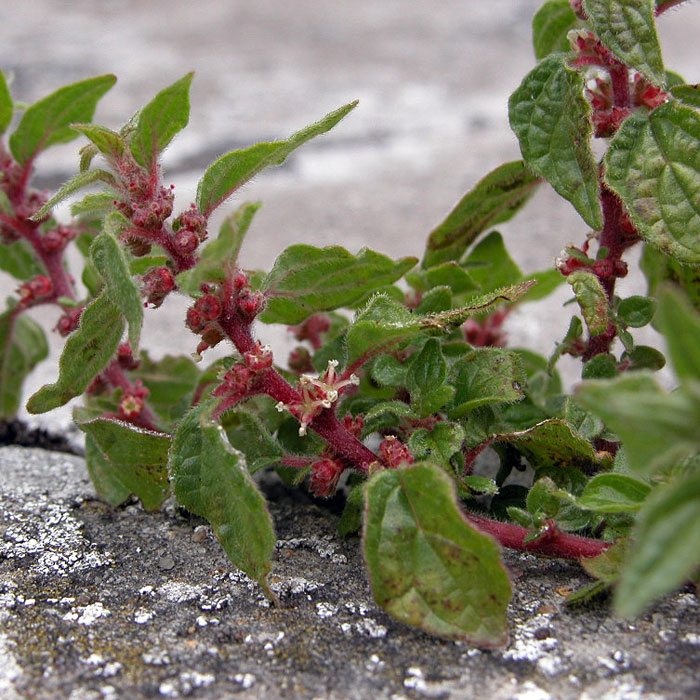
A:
0 309 48 418
415 286 452 315
583 0 664 86
31 168 117 221
408 262 479 295
617 295 656 328
578 473 651 513
495 418 613 472
582 353 617 379
581 539 627 583
509 54 602 230
463 231 523 292
0 240 43 281
576 374 700 473
568 270 610 336
72 123 124 160
0 69 13 135
516 267 566 304
422 160 540 268
260 245 416 325
605 102 700 266
26 293 124 413
176 201 261 295
640 243 700 315
615 471 700 616
9 74 116 165
526 477 564 519
71 191 118 222
129 73 193 169
406 339 447 397
449 348 525 417
622 344 666 371
670 84 700 110
90 221 143 351
532 1 579 60
84 434 131 506
78 417 171 510
196 101 357 217
371 354 407 387
363 462 512 645
655 286 700 381
339 483 365 537
169 404 276 597
408 422 465 467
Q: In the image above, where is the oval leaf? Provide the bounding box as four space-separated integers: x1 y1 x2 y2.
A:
26 293 124 413
196 101 357 217
615 471 700 617
260 245 417 325
0 309 48 418
90 220 143 351
363 462 512 646
532 1 579 60
568 270 610 336
129 73 193 169
605 101 700 266
509 54 602 230
583 0 664 85
422 160 540 268
169 404 276 597
9 74 116 165
578 473 651 513
78 417 171 511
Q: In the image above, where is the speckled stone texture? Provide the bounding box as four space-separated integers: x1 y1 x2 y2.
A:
0 446 699 699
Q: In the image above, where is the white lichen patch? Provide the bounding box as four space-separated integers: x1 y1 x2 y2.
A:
0 499 113 578
316 601 338 618
502 612 565 675
276 535 347 564
156 581 204 604
133 608 156 624
269 575 323 598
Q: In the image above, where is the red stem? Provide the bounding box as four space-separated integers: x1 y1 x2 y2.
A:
465 512 610 560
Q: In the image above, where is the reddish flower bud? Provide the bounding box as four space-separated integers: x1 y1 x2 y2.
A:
230 269 248 292
41 230 64 253
342 413 365 438
186 307 206 333
174 229 198 255
119 393 144 419
117 343 140 370
19 275 53 304
613 259 628 278
379 435 414 469
237 288 264 318
196 294 222 322
124 236 152 257
309 458 344 498
142 266 176 307
243 343 273 371
593 258 614 279
174 205 207 239
55 307 82 337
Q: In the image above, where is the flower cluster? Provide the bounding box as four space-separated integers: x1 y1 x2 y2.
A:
141 266 176 308
118 380 149 420
378 435 414 468
17 275 53 307
276 360 360 436
211 342 273 413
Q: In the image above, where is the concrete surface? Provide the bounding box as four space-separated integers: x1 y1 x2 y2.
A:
1 446 699 700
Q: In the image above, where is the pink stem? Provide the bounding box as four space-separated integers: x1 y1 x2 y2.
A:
465 512 610 560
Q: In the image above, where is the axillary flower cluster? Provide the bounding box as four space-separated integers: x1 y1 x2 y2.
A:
276 360 360 436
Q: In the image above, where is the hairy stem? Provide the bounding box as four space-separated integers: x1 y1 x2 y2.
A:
465 512 610 560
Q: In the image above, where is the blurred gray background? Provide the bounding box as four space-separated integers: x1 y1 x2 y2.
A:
3 0 699 427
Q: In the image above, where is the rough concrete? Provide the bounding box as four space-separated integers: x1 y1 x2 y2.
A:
1 446 699 700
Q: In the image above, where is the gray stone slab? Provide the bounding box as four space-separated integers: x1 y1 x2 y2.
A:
1 446 699 699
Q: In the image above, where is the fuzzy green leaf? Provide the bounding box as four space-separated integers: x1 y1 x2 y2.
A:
406 339 447 397
196 101 357 217
495 419 613 472
532 1 579 60
449 348 525 417
576 374 700 473
169 404 276 597
583 0 664 85
363 462 511 645
0 309 48 418
422 160 540 268
84 435 131 506
78 417 171 510
655 286 700 381
177 201 261 295
9 74 116 165
605 102 700 266
408 423 465 467
0 69 12 135
72 123 124 160
408 262 479 295
640 244 700 315
670 84 700 110
90 222 143 351
617 295 656 328
568 270 610 336
578 473 651 513
615 471 700 617
0 240 43 281
129 73 193 169
509 54 602 230
31 168 117 221
260 245 416 325
222 409 284 474
26 293 124 413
